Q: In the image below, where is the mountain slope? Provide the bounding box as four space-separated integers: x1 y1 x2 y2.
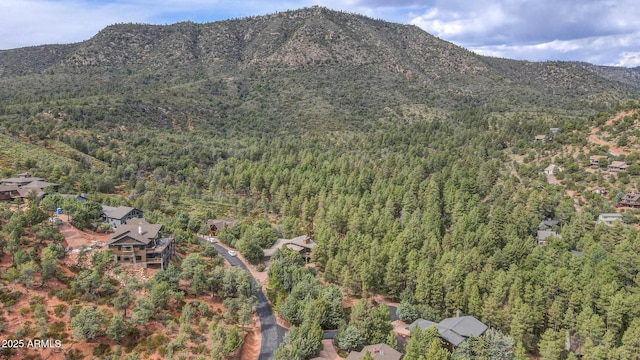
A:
573 62 640 88
0 7 638 134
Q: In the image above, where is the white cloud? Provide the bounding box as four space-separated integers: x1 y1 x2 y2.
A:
0 0 151 48
406 0 640 66
0 0 307 49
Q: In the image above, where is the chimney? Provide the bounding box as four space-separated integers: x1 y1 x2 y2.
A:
372 347 378 354
303 236 310 244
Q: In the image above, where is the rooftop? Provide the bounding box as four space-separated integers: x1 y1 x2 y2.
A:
598 213 623 219
609 161 628 167
264 235 316 257
107 218 162 246
345 344 402 360
102 205 137 220
407 315 487 347
206 218 235 229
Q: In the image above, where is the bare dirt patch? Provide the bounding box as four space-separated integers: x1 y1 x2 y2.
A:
239 319 261 360
316 339 344 360
588 109 640 155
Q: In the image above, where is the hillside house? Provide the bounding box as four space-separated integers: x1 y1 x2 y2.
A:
537 230 560 246
21 180 59 192
0 173 59 201
608 161 628 172
0 185 20 202
101 206 144 228
543 164 562 175
538 219 561 231
618 193 640 208
345 344 402 360
206 219 235 236
589 155 608 168
407 315 488 350
597 213 623 226
264 235 316 263
0 173 44 186
589 186 608 197
107 218 175 269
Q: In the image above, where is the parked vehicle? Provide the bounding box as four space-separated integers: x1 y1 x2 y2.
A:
228 250 237 257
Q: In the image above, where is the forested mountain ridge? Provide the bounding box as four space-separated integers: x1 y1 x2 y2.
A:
573 62 640 89
0 6 638 134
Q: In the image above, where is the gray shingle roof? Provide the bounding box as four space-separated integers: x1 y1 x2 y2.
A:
438 316 488 338
0 176 44 185
407 315 488 347
102 206 137 220
107 218 162 246
22 180 59 189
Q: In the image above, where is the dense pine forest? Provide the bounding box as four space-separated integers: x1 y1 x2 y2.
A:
2 6 640 360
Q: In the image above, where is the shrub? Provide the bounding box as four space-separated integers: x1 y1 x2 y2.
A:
93 344 112 357
0 289 22 308
29 296 44 306
54 304 67 318
55 289 77 302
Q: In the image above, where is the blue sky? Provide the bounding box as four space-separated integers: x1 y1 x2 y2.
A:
1 0 639 67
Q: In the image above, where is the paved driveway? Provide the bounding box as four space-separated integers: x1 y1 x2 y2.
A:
202 238 286 359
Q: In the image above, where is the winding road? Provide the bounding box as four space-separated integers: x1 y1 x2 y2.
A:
199 237 286 359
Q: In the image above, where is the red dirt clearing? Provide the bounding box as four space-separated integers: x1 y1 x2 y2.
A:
57 214 110 250
588 108 640 155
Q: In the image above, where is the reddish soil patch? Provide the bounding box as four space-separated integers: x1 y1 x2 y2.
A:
1 281 97 360
239 319 261 360
57 214 110 250
316 339 344 360
373 294 399 308
588 109 639 155
588 134 628 155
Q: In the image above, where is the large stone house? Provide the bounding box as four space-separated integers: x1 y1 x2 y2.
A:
107 218 175 269
101 206 144 228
